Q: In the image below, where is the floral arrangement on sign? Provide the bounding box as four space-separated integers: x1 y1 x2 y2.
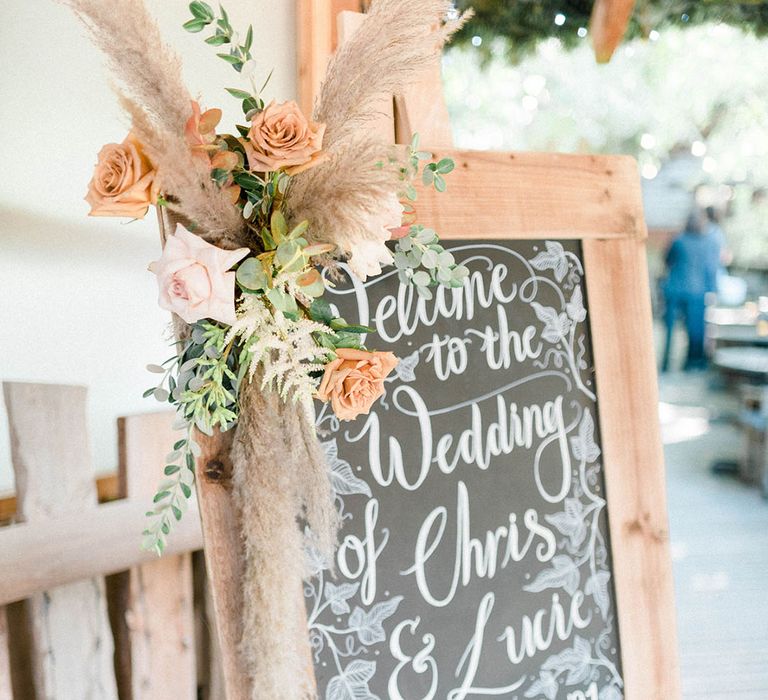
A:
69 0 468 695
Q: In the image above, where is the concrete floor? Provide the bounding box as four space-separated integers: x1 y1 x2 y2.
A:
659 371 768 699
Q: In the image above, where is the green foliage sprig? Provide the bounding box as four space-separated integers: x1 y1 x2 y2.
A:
184 1 267 116
394 226 469 298
142 426 199 556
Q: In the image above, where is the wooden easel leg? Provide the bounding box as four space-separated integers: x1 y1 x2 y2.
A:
195 429 251 700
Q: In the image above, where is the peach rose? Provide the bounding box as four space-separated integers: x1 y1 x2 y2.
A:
246 100 325 173
86 133 156 218
317 349 399 421
149 224 249 325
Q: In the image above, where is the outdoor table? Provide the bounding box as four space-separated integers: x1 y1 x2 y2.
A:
713 346 768 381
712 347 768 497
708 324 768 349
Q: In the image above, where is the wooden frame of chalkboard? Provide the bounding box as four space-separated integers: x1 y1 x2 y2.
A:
407 148 681 699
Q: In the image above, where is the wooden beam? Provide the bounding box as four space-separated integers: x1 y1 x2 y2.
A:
297 0 333 116
590 0 637 63
156 207 252 700
0 473 120 522
3 383 119 699
0 498 202 606
297 1 366 115
0 609 11 700
331 0 363 48
583 237 680 699
413 149 645 240
107 412 196 700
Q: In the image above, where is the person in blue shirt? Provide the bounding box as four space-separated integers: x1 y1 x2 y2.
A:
661 210 721 372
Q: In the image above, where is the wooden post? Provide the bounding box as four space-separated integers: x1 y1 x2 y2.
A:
106 412 196 700
583 236 681 698
590 0 637 63
2 382 119 700
156 208 251 700
297 0 364 115
393 24 453 147
0 609 12 700
315 7 453 147
193 551 226 700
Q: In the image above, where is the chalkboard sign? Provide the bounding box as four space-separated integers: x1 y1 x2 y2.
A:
307 240 626 700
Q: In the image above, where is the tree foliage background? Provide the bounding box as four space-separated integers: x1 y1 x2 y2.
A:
444 21 768 265
455 1 768 60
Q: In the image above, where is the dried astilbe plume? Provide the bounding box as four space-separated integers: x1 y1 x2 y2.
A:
63 0 245 245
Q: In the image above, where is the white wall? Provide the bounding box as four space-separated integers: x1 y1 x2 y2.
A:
0 0 297 493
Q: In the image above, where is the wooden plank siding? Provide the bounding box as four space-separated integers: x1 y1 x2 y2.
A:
2 382 119 699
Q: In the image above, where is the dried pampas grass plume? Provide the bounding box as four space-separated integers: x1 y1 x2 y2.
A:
287 0 469 253
63 0 245 244
287 135 401 252
231 381 335 699
314 0 470 148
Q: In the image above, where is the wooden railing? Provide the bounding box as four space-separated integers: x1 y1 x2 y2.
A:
0 382 221 699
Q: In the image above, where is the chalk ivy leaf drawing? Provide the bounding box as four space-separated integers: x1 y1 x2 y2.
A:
348 595 404 645
542 635 593 686
566 285 587 323
530 240 569 282
545 498 588 550
570 409 601 463
324 581 360 615
523 554 580 596
326 659 379 700
394 350 419 382
600 684 623 700
531 302 571 344
523 670 558 700
304 528 329 577
323 439 372 498
585 570 612 620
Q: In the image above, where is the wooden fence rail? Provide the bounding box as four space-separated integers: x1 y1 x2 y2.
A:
0 382 218 699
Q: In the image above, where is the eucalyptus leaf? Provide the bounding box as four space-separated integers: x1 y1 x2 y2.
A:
271 210 288 241
412 270 431 287
204 34 229 46
183 18 207 32
266 287 298 314
225 87 252 100
276 240 300 269
421 249 439 269
236 258 268 291
436 157 455 174
416 285 434 300
154 388 170 402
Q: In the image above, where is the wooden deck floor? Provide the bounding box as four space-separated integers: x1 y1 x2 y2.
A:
660 373 768 699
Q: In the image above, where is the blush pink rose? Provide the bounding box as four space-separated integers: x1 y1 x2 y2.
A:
246 100 325 173
149 224 249 325
316 349 399 421
86 133 156 219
